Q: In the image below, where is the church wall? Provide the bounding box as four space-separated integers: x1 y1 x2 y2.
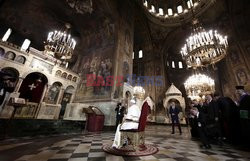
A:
111 0 134 99
133 42 168 123
217 0 250 100
65 0 135 126
0 42 79 119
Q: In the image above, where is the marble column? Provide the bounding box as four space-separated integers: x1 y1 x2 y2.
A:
56 88 64 105
70 90 76 103
42 85 51 103
35 84 49 118
14 77 24 92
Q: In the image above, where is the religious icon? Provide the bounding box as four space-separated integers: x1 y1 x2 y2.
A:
229 48 242 66
235 68 249 86
62 72 67 79
48 83 61 104
4 51 15 60
123 61 129 82
55 70 62 77
124 29 131 55
67 75 72 80
15 56 26 64
72 76 77 82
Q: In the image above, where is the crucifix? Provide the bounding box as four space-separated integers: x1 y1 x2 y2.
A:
28 83 36 91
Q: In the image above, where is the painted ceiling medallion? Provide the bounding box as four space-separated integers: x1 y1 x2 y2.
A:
66 0 93 14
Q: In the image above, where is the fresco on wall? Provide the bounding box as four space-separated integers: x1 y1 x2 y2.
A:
74 51 113 101
123 61 129 82
234 67 250 86
81 17 115 52
124 29 132 55
229 47 243 66
71 15 116 101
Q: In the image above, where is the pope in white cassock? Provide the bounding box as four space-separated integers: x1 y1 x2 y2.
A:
112 96 153 148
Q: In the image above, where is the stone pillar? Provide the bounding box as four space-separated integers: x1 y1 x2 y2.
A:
41 85 49 103
35 84 49 118
70 90 76 103
56 88 64 104
42 85 51 103
112 0 135 101
14 77 24 92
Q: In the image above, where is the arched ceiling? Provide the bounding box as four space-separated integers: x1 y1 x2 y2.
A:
0 0 245 62
0 0 115 62
158 0 228 58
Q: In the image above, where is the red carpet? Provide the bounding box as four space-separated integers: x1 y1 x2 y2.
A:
102 144 158 156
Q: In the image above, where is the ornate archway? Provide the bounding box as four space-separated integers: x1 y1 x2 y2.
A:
19 72 48 103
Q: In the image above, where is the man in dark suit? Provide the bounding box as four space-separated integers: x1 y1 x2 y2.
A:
203 94 223 145
115 102 125 127
169 101 182 135
235 85 250 146
214 93 240 144
236 86 250 113
190 107 211 149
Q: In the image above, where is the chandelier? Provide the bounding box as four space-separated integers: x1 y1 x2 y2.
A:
184 74 215 100
142 0 215 26
180 19 228 69
44 24 76 61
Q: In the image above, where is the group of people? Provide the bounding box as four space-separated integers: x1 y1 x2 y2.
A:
188 85 250 149
113 85 250 149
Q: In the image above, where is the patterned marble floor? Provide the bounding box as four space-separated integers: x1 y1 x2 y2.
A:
0 125 249 161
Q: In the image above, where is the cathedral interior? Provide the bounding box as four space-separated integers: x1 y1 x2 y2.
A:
0 0 250 160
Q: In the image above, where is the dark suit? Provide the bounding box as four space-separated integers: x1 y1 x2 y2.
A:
217 97 239 143
204 100 221 139
238 94 250 146
169 106 182 134
115 104 125 127
239 94 250 111
195 112 210 146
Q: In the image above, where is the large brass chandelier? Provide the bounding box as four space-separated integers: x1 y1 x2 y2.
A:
184 74 215 100
180 19 228 69
44 24 76 61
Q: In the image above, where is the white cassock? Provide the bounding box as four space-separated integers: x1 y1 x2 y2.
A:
112 104 141 148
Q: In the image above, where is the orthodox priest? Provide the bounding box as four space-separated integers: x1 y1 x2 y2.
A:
235 85 250 146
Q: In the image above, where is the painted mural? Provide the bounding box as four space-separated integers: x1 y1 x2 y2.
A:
234 66 250 90
73 16 116 101
229 47 243 67
74 53 113 101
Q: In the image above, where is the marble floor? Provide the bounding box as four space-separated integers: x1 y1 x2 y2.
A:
0 125 249 161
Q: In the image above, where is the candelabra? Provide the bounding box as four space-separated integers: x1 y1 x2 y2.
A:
180 19 228 68
184 73 215 100
44 24 76 62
